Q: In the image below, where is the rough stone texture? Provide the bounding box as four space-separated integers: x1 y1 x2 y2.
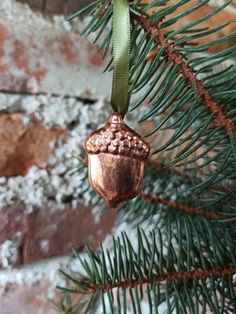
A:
0 254 82 313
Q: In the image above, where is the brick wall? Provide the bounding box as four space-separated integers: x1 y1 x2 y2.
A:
0 0 114 266
18 0 92 15
0 1 113 313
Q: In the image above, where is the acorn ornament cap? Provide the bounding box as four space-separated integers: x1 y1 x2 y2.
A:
84 113 150 208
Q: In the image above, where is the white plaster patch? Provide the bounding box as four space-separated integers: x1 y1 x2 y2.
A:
0 256 70 292
40 240 50 254
0 237 20 269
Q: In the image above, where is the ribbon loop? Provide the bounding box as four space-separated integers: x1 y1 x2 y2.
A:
111 0 130 116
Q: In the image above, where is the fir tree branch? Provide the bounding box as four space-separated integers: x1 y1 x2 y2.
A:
58 227 236 313
132 13 236 138
91 1 236 138
148 159 232 194
75 266 236 293
139 191 225 220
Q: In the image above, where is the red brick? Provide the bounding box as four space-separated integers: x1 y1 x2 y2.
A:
0 113 66 177
47 36 79 65
12 39 30 72
0 205 116 268
17 0 44 12
0 22 9 43
44 0 65 15
66 0 91 15
0 281 57 314
87 42 105 68
17 0 93 16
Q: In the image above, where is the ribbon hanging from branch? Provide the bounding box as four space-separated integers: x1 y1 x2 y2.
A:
111 0 131 116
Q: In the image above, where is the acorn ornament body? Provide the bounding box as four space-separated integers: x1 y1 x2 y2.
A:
84 113 150 208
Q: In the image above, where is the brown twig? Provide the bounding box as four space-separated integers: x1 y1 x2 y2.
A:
133 14 236 138
99 0 112 17
148 159 194 180
79 267 236 293
139 191 225 220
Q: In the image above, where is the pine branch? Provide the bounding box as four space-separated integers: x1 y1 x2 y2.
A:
74 267 236 293
58 228 236 313
148 159 232 194
120 165 236 226
139 191 225 220
133 13 236 138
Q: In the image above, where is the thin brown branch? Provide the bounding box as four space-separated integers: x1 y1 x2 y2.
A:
139 191 225 220
148 159 195 180
99 0 112 17
80 267 236 293
133 14 236 139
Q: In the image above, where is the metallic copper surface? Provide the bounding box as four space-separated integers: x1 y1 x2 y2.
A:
88 154 144 208
84 113 150 208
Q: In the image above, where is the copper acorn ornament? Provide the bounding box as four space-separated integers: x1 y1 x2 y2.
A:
84 113 150 208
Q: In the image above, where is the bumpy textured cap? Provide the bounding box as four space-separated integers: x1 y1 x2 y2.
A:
84 113 150 160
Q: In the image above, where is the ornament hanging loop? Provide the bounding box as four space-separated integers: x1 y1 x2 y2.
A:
111 0 131 116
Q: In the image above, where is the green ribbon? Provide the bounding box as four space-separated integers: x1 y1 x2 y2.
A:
111 0 130 116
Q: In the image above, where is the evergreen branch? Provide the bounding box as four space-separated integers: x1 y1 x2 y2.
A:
139 191 225 220
58 228 236 313
133 13 236 138
75 267 236 293
148 159 232 194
